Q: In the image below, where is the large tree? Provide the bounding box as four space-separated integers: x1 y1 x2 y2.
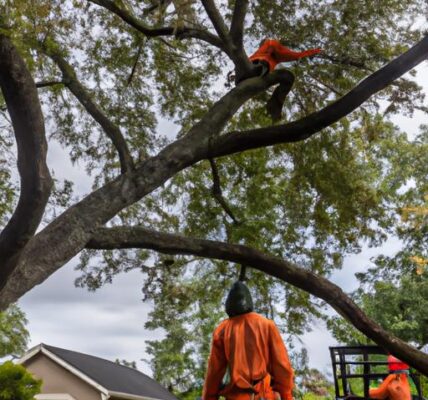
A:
0 0 427 378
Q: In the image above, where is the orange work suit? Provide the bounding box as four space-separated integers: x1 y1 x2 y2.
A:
202 312 294 400
369 373 411 400
249 39 321 71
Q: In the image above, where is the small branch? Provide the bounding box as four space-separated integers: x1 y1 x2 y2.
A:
86 225 428 375
306 71 343 96
126 43 143 87
42 41 134 174
88 0 226 51
209 158 240 224
319 53 374 72
0 35 53 289
35 80 64 89
201 0 230 45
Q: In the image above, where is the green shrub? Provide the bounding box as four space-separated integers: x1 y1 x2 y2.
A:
0 361 41 400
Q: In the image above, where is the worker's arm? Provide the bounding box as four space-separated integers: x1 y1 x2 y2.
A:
268 321 294 400
369 374 394 399
202 326 228 400
273 42 321 62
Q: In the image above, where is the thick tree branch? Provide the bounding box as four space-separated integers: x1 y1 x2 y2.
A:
0 73 276 310
86 225 428 375
211 35 428 158
88 0 226 51
229 0 248 46
0 35 53 288
42 43 134 174
200 0 254 82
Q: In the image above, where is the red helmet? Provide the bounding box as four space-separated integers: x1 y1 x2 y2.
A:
388 355 410 371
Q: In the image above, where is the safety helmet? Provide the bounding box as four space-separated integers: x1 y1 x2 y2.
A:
225 281 254 317
387 355 410 371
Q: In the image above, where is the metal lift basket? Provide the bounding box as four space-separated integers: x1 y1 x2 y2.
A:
329 345 424 400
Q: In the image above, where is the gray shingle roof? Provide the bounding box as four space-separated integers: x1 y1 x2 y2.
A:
42 344 178 400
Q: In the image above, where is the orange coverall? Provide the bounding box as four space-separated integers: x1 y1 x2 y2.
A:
202 312 294 400
369 373 411 400
249 39 321 71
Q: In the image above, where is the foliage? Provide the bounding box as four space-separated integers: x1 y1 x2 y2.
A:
0 361 41 400
292 348 334 400
0 305 29 359
115 358 137 369
0 0 427 396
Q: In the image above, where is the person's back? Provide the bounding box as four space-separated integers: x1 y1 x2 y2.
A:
202 281 294 400
369 356 411 400
369 373 411 400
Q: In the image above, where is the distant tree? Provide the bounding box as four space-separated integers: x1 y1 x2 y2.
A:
115 358 137 369
0 305 29 359
0 361 41 400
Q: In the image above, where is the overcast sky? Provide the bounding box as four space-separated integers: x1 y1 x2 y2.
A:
16 63 428 379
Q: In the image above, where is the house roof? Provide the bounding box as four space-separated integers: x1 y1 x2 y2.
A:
21 343 178 400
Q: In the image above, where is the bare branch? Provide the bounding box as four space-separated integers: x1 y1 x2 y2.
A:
211 35 428 158
35 80 64 88
88 0 226 51
42 42 134 174
126 42 143 87
201 0 230 45
86 225 428 375
229 0 248 47
319 53 374 72
0 35 53 288
209 158 240 224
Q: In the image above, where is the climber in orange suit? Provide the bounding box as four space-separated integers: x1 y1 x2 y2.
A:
202 281 294 400
239 39 321 122
249 39 321 74
369 355 411 400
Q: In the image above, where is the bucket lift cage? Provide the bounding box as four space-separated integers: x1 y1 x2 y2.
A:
329 345 424 400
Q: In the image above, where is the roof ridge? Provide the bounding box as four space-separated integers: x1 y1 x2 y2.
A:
43 344 145 375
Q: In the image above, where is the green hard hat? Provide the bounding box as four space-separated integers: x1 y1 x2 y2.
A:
225 281 254 317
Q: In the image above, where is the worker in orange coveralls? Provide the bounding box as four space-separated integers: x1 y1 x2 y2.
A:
239 39 321 122
369 355 411 400
202 281 294 400
248 39 321 77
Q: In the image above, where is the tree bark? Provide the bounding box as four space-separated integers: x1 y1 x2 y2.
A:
87 225 428 375
0 35 53 290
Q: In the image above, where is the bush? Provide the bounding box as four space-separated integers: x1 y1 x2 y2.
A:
0 361 41 400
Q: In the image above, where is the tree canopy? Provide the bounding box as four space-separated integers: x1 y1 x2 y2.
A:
0 0 427 382
0 305 29 359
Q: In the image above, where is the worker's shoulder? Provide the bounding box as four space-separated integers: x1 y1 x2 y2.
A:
212 318 229 334
245 312 274 325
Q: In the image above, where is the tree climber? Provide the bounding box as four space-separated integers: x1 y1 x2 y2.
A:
369 355 411 400
238 39 321 122
202 280 295 400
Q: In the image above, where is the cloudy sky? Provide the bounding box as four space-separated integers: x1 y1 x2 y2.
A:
16 62 428 379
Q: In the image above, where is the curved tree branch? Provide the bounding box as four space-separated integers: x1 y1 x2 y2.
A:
211 35 428 158
86 225 428 375
88 0 226 51
0 35 53 289
0 73 277 310
42 42 135 174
